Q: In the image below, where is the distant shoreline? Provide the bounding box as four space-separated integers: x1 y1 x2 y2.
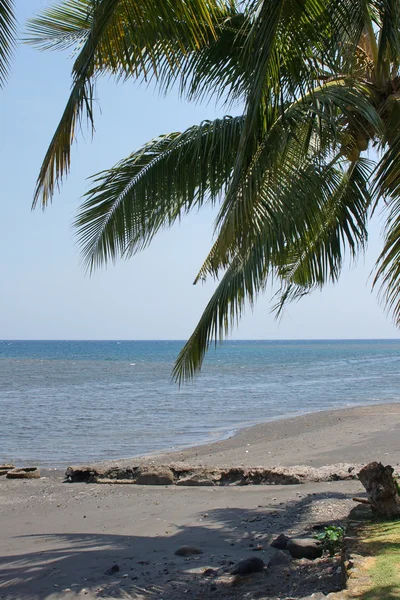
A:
78 401 400 474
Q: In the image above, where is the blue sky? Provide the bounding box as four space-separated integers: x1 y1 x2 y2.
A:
0 0 398 341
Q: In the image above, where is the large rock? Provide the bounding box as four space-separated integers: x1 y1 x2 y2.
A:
135 466 174 485
231 557 265 575
270 533 289 549
267 550 292 567
6 467 40 479
175 546 203 556
286 538 323 560
0 465 15 476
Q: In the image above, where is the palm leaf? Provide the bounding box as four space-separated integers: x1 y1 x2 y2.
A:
28 0 223 207
75 116 244 270
0 0 16 87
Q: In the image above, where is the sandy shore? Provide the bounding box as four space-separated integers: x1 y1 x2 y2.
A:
1 403 400 599
93 402 400 471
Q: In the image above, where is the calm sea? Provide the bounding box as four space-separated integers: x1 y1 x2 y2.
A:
0 339 399 467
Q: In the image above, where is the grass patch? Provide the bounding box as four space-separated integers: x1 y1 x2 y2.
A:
351 520 400 599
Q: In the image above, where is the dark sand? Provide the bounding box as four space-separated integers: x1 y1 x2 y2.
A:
1 403 399 599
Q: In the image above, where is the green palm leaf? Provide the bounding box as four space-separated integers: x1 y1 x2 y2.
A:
27 0 223 207
75 116 244 270
0 0 16 87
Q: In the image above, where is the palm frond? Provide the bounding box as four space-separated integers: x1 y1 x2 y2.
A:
274 158 374 313
0 0 16 87
374 200 400 326
172 249 269 383
75 116 244 270
29 0 223 207
373 137 400 325
199 81 381 280
25 0 93 52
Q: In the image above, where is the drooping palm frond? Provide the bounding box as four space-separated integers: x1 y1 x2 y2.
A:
172 156 375 382
374 198 400 325
75 116 244 270
373 135 400 325
27 0 224 207
212 0 368 254
197 81 381 282
25 0 93 52
172 250 270 383
0 0 16 87
273 158 374 313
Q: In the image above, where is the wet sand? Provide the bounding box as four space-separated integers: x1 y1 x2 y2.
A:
96 402 400 470
1 403 400 599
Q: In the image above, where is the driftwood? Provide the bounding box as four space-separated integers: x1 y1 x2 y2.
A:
358 462 400 519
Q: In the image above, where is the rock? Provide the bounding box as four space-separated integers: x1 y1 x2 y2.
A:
65 466 98 483
175 546 203 556
203 568 218 577
286 538 323 560
6 467 40 479
267 550 292 567
0 464 15 476
136 466 174 486
299 593 326 599
231 557 265 575
105 564 120 576
176 475 215 486
270 533 289 549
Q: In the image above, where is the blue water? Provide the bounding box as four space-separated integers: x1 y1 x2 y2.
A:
0 339 399 467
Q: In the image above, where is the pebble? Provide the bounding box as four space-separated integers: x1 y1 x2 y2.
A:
105 564 120 576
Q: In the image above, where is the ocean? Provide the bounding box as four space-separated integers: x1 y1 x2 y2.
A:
0 339 399 467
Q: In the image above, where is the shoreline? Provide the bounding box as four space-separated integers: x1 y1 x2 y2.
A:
4 401 400 473
79 401 400 472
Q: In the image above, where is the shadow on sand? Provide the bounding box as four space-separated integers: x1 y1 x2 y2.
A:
0 489 353 600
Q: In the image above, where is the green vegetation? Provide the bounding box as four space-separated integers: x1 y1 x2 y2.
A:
26 1 400 380
0 0 16 87
314 525 344 556
352 520 400 599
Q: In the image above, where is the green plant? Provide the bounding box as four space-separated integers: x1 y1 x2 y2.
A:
314 525 345 556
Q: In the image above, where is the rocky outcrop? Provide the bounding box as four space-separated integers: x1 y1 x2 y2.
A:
0 464 15 476
6 467 40 479
65 462 362 485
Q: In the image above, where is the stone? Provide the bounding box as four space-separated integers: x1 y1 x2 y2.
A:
6 467 40 479
270 533 289 549
203 568 218 577
176 475 215 486
286 538 323 560
0 464 15 476
175 546 203 556
267 550 292 567
105 564 120 576
135 466 174 486
231 557 265 575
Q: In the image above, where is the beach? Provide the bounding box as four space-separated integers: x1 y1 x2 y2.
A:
1 403 400 599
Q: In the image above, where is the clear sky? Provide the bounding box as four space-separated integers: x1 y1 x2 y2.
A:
0 0 398 341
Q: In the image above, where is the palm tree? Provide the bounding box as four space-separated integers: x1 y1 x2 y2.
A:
28 0 400 381
0 0 16 87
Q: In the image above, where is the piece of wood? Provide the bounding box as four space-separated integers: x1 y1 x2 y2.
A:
352 497 372 505
358 462 400 518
